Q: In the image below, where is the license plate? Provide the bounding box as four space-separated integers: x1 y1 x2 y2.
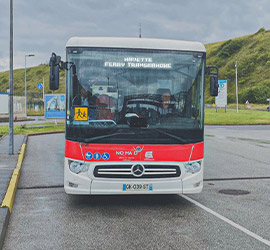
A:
123 184 153 191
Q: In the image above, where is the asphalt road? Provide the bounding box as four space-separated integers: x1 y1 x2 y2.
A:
2 126 270 250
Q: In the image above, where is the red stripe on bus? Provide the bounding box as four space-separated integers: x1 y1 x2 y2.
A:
65 140 204 162
190 142 204 161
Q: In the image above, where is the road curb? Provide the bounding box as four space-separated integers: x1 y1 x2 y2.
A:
0 135 6 142
27 131 64 136
0 135 28 249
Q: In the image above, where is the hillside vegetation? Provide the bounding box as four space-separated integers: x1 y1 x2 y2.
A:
205 28 270 104
0 64 65 95
1 28 270 104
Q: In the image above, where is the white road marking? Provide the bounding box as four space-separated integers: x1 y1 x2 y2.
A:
180 194 270 247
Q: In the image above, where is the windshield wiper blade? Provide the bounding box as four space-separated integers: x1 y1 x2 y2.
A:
83 132 135 143
154 129 187 143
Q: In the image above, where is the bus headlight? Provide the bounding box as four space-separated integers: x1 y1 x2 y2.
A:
69 161 89 174
184 161 201 174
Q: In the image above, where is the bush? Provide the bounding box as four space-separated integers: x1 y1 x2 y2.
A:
218 39 244 59
205 96 215 104
255 27 266 34
1 78 8 84
36 70 43 76
227 93 236 103
240 85 270 103
238 57 256 77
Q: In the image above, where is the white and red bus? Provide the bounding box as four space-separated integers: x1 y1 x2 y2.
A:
49 37 218 195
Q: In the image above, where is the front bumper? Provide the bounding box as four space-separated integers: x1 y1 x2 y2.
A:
64 159 203 195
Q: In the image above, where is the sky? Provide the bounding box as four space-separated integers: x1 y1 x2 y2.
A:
1 0 270 72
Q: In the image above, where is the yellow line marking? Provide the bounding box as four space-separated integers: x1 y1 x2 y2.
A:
1 142 27 212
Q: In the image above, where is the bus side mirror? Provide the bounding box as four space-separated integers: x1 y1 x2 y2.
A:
206 66 219 97
49 53 61 90
210 76 219 96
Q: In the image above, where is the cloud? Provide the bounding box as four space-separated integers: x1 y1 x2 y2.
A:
0 51 51 73
0 57 9 73
1 0 270 72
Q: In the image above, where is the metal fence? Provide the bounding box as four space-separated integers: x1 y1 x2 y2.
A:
0 92 45 118
0 93 27 117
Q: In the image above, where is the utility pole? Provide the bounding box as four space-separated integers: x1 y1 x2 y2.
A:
9 0 14 155
235 61 239 113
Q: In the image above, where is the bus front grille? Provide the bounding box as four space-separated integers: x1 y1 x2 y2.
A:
93 165 181 179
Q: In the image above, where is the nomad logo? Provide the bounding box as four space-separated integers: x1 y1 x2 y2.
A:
133 146 144 155
116 151 133 156
116 146 144 157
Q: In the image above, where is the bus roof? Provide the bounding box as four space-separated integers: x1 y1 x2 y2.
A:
66 37 206 52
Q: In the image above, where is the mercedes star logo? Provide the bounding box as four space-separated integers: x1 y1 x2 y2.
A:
131 164 145 177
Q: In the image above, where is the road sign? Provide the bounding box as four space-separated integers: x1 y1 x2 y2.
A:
74 107 88 121
44 94 65 118
37 83 43 89
215 79 227 108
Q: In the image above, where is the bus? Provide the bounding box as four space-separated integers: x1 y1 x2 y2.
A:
49 37 218 195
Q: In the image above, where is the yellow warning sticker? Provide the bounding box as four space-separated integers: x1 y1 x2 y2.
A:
74 107 88 121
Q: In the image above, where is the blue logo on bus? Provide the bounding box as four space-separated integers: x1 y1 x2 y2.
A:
85 152 93 160
102 153 110 160
94 152 101 160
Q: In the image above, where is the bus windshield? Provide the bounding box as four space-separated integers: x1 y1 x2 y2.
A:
66 48 205 144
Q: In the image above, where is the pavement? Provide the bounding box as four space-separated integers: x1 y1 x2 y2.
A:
0 134 25 249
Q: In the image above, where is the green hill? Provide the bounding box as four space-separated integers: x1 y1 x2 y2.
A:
205 27 270 104
1 28 270 104
0 64 65 95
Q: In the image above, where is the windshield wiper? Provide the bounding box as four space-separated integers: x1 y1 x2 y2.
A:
154 129 187 143
83 132 135 143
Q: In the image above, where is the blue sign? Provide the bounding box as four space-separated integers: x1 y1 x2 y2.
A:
37 83 43 89
102 153 110 160
85 152 93 160
45 94 65 118
94 152 101 160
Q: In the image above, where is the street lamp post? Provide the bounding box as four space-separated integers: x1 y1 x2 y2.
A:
9 0 13 155
25 54 35 116
235 61 239 113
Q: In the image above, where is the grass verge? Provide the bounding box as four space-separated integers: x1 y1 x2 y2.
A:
0 109 269 136
205 108 270 125
0 122 65 136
